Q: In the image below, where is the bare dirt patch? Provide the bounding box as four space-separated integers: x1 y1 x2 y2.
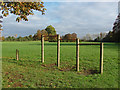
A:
41 63 99 76
41 63 58 71
59 66 76 71
77 69 99 76
41 63 56 67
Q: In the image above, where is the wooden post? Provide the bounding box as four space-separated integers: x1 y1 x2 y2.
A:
16 49 19 60
76 38 79 71
100 43 103 74
41 35 44 63
57 34 60 68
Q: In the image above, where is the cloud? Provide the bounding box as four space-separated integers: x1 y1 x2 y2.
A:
47 2 117 36
3 2 118 38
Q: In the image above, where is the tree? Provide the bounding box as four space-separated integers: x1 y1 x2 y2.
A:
1 1 46 22
29 35 32 38
5 36 12 41
102 13 120 42
63 33 71 42
0 15 3 31
36 29 41 40
17 36 22 41
2 36 5 41
71 33 77 42
33 34 37 41
33 29 48 41
0 16 3 23
15 34 17 38
45 25 57 42
11 36 16 41
23 36 30 41
61 33 77 42
81 36 87 41
0 15 3 41
86 34 92 41
100 32 106 40
71 33 77 39
94 36 101 42
92 34 100 40
29 35 33 41
112 13 120 42
45 25 56 35
41 29 48 35
41 29 48 41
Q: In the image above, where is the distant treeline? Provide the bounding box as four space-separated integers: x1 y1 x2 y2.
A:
82 30 120 43
83 13 120 42
102 14 120 42
1 12 120 43
1 25 77 42
95 13 120 42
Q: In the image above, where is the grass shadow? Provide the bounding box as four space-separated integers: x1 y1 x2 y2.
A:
77 69 99 76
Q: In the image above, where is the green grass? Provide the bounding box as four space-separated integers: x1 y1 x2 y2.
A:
2 41 118 88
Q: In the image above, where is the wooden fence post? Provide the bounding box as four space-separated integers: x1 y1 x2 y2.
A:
57 34 60 68
41 35 44 63
76 38 79 71
100 43 103 74
16 49 19 60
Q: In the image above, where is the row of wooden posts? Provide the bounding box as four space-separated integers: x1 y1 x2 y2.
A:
16 34 104 74
76 39 104 74
41 34 104 74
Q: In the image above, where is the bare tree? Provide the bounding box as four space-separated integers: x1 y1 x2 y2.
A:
86 34 92 41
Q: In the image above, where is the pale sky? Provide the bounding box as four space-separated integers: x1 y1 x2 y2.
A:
2 2 118 38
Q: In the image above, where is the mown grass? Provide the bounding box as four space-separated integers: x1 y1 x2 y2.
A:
2 41 118 88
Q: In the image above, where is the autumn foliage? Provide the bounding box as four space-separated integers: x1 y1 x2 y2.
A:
0 2 46 22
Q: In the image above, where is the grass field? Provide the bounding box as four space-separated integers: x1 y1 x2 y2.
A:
2 41 118 88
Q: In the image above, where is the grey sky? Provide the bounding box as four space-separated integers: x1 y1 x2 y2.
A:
2 2 118 38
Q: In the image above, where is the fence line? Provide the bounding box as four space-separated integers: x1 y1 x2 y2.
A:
79 43 100 45
41 35 104 74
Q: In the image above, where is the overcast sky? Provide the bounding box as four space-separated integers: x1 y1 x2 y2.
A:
2 2 118 38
